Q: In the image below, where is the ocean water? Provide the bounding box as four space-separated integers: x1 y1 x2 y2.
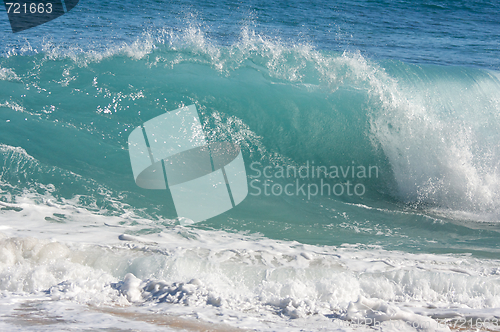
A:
1 1 500 331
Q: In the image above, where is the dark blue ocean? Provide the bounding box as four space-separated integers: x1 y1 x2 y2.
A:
0 1 499 331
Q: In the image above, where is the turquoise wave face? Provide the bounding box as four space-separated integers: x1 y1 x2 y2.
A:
1 35 500 255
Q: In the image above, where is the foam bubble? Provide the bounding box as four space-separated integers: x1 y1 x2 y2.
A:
0 68 19 81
